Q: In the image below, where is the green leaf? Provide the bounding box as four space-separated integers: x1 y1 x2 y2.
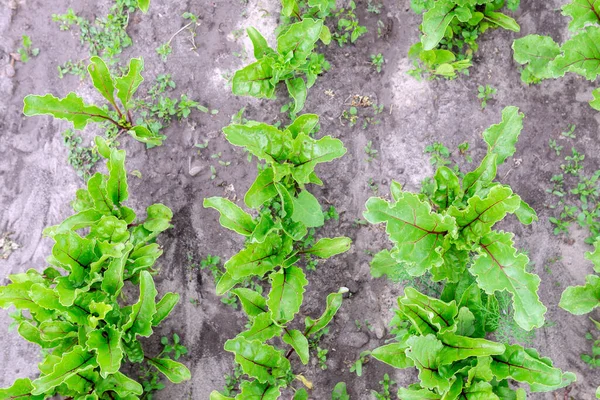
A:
551 26 600 80
224 336 291 384
294 388 309 400
38 320 77 342
286 114 319 139
225 234 287 279
514 199 538 225
421 0 457 50
236 380 282 400
267 266 308 324
432 166 462 210
290 133 346 185
302 237 351 258
143 203 173 232
247 27 275 59
245 167 278 209
292 190 324 227
216 271 240 295
277 19 323 67
559 274 600 314
210 391 234 400
232 58 277 99
231 288 268 317
147 358 191 383
23 92 111 130
372 342 414 369
462 154 498 197
490 344 564 388
282 328 309 364
153 292 180 326
438 331 505 362
95 371 143 397
31 346 97 395
101 247 130 296
591 88 600 110
512 35 561 83
0 280 54 321
332 382 350 400
281 0 299 17
239 312 282 341
223 122 291 164
129 125 165 146
370 249 408 281
286 77 308 114
305 287 348 336
87 325 123 377
471 231 546 331
0 378 45 400
482 106 524 165
115 57 144 109
405 335 451 392
562 0 600 31
52 231 97 283
88 56 117 109
107 148 128 206
123 270 158 338
483 12 520 32
138 0 150 12
397 386 441 399
400 287 459 334
204 197 256 236
363 194 457 276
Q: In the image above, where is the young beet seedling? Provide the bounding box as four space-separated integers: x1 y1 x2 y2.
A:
24 57 165 147
0 142 190 399
205 114 351 399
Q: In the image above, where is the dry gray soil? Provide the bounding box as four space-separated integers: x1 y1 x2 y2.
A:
1 0 600 398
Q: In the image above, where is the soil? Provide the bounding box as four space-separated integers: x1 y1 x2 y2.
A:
1 0 599 399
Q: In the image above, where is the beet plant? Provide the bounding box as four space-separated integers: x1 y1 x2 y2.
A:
0 144 189 399
364 106 545 331
408 0 520 78
205 114 351 399
371 287 575 398
512 0 600 110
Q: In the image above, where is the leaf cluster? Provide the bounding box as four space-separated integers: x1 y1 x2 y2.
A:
364 106 547 332
409 0 520 79
0 146 189 399
205 115 351 399
371 287 575 398
512 0 600 110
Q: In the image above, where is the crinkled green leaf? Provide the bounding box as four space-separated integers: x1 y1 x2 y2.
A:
421 0 457 50
143 203 173 232
216 271 240 295
267 266 308 324
204 197 256 236
240 312 282 341
123 270 158 338
282 328 309 364
490 344 564 388
277 19 323 67
87 325 123 377
301 236 351 258
96 371 143 397
372 342 414 369
223 122 291 163
400 287 459 334
591 87 600 110
210 391 234 400
101 245 131 296
224 336 291 384
290 133 346 185
512 35 561 83
232 288 268 317
225 234 288 279
471 231 546 331
245 167 278 209
31 346 97 395
551 26 600 80
514 199 538 225
0 378 45 400
305 287 348 336
438 331 505 363
232 58 277 99
0 280 54 321
364 194 457 275
115 57 144 109
147 358 191 383
405 335 451 392
152 292 180 326
286 77 307 114
397 385 441 399
23 93 111 130
286 114 319 139
559 274 600 314
562 0 600 31
482 106 524 165
432 166 462 210
236 380 282 400
370 249 409 282
292 190 324 228
39 320 77 342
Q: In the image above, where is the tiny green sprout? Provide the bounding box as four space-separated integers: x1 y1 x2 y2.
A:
367 0 383 14
316 347 328 370
549 139 563 156
349 350 371 376
364 140 378 162
561 124 576 139
372 373 395 400
156 42 172 62
477 84 497 109
16 35 40 63
370 53 384 73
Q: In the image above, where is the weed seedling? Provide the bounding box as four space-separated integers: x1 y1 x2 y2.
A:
478 84 497 109
370 53 384 73
349 351 371 376
364 140 378 162
15 35 39 63
62 129 101 179
372 373 395 400
333 1 368 46
549 139 563 156
561 124 576 139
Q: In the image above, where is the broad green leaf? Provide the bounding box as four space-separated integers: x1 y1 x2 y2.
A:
87 173 116 215
216 271 240 295
282 328 309 364
23 93 111 130
363 194 457 276
46 209 104 234
287 114 319 139
432 166 461 210
101 246 131 296
438 332 505 363
223 122 291 163
123 270 158 338
0 378 45 400
138 0 150 12
204 197 256 236
332 382 350 400
302 237 351 258
559 274 600 314
267 266 308 324
372 342 414 369
106 149 128 205
294 388 309 400
562 0 600 31
28 283 88 325
281 0 299 17
370 249 409 281
115 57 144 108
153 292 180 326
236 380 282 400
147 358 191 383
483 12 520 32
224 336 291 384
18 321 56 348
87 325 123 377
232 288 268 317
31 346 97 395
514 199 538 225
400 287 459 334
277 19 323 67
225 234 287 279
88 56 117 109
490 344 563 388
471 231 546 331
143 203 173 232
0 280 53 320
52 231 97 283
245 167 278 209
90 215 129 244
512 35 561 83
96 371 143 397
462 154 498 197
586 241 600 273
483 106 524 165
397 386 441 399
210 391 234 400
240 312 282 341
39 320 77 342
290 133 346 185
421 0 457 50
232 58 277 99
305 287 348 336
405 334 451 392
247 27 275 59
286 77 307 114
591 87 600 110
292 190 324 227
448 185 521 245
551 26 600 80
129 125 165 146
128 243 163 277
